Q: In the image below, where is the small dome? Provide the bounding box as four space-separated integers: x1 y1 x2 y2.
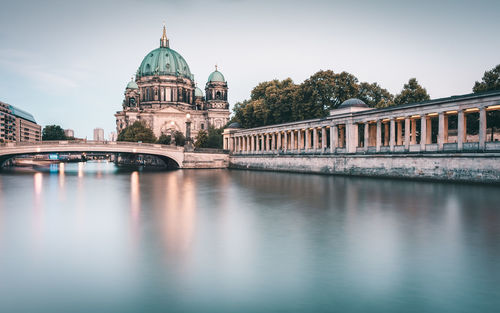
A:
339 98 367 109
227 122 242 129
208 70 225 82
195 87 204 97
126 80 138 89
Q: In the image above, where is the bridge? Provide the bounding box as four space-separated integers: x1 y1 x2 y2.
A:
0 141 228 169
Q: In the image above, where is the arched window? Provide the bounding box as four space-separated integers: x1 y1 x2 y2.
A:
216 91 221 99
146 88 150 101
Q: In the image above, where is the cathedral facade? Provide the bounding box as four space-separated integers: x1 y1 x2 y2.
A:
115 26 230 140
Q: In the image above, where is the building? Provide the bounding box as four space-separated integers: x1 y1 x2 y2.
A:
0 100 41 143
93 128 104 141
64 129 74 138
109 131 117 142
0 101 16 143
115 25 230 140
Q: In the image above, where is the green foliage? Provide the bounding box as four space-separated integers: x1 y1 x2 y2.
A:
194 127 223 149
194 130 208 148
473 64 500 93
394 78 430 105
358 82 394 108
117 121 156 143
231 70 403 128
173 131 185 146
206 126 223 149
156 133 171 145
42 125 66 141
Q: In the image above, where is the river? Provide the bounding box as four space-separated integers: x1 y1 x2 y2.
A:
0 161 499 312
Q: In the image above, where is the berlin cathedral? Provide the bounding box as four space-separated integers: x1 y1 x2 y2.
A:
115 25 230 140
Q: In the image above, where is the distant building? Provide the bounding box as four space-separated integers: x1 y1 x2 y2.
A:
93 128 104 141
109 131 117 142
64 129 74 138
0 100 41 143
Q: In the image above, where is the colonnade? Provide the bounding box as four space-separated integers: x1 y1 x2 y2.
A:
223 93 500 154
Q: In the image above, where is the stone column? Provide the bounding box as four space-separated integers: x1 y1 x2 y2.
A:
297 129 302 151
305 129 311 151
420 116 427 151
444 114 449 143
479 107 486 149
364 122 369 150
322 127 327 151
404 117 410 150
411 118 417 145
390 118 395 152
376 120 381 152
284 131 288 152
313 128 319 150
438 112 445 150
251 135 255 152
290 130 295 151
347 122 358 153
277 132 282 152
457 110 465 150
396 120 403 146
331 125 337 153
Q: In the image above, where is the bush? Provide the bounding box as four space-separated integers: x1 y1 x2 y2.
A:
173 131 185 146
157 133 171 145
117 121 156 143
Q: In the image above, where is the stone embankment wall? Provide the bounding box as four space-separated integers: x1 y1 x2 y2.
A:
183 151 229 169
229 154 500 183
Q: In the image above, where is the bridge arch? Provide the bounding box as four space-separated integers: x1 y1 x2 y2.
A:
0 141 185 169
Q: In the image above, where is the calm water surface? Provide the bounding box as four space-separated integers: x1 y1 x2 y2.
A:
0 161 499 313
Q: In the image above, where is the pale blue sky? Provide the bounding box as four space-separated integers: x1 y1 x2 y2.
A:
0 0 499 138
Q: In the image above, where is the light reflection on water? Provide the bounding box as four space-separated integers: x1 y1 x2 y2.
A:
0 161 499 313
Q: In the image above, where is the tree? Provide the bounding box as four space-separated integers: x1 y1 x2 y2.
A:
231 69 396 128
194 130 208 148
173 131 185 146
42 125 66 141
156 133 171 145
206 126 223 149
117 121 156 143
473 64 500 93
394 78 430 105
358 82 394 108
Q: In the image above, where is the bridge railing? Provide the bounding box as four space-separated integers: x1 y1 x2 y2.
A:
0 140 182 150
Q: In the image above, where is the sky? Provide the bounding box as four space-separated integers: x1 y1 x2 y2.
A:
0 0 499 139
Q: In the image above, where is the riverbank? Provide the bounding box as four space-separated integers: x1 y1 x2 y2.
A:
229 153 500 184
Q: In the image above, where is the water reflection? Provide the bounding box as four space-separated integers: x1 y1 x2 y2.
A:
0 165 499 312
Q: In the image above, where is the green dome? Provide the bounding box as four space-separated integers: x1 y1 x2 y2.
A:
126 80 138 89
208 70 225 82
137 47 193 80
195 87 203 97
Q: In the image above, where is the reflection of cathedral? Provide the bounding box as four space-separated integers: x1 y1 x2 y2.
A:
115 25 230 139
